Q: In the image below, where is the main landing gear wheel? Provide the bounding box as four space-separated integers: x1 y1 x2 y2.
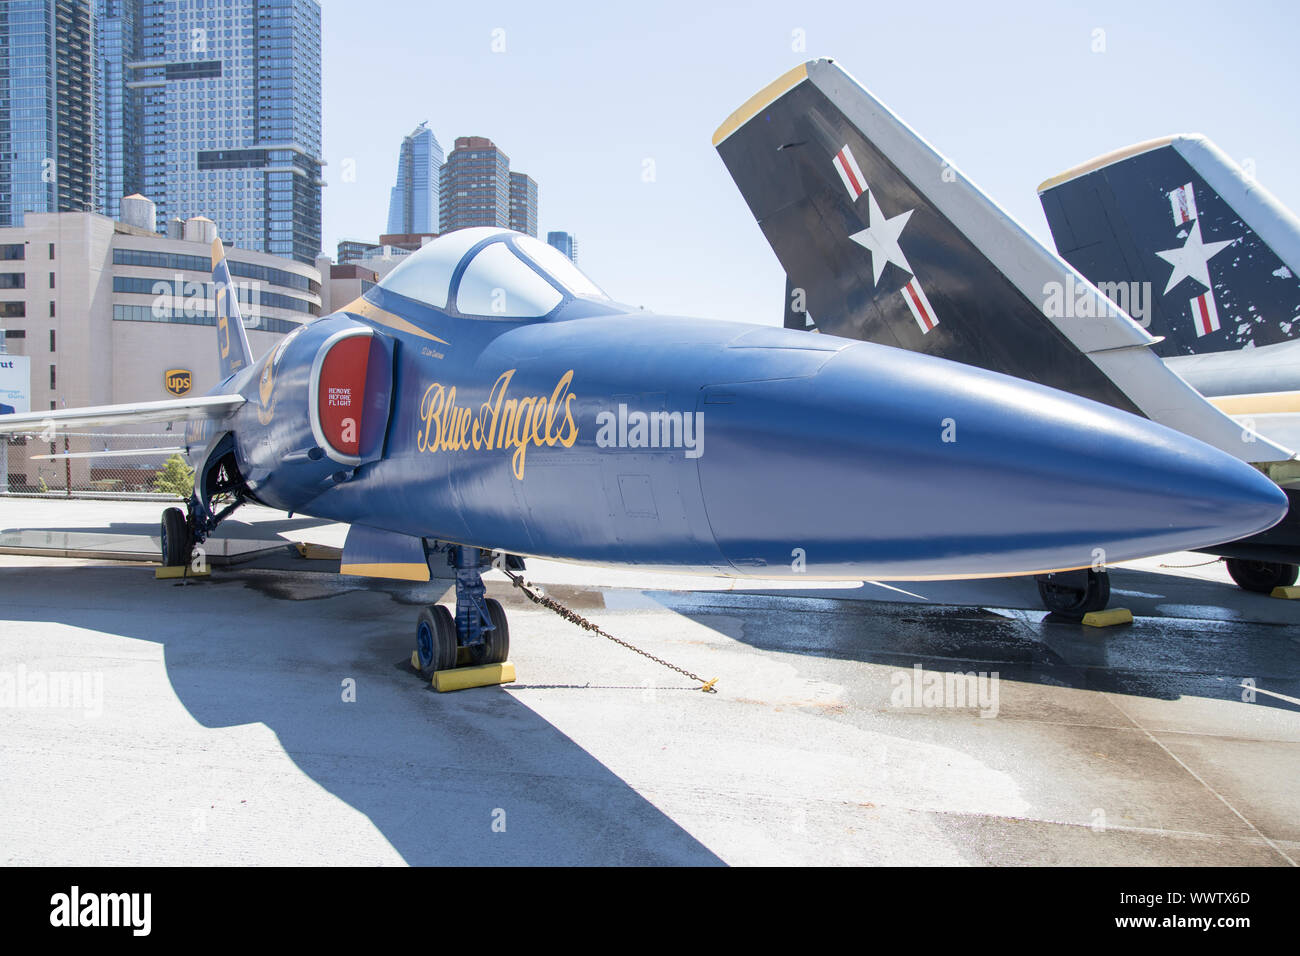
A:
1037 569 1110 620
468 597 510 666
414 604 457 679
160 507 192 566
1225 559 1299 594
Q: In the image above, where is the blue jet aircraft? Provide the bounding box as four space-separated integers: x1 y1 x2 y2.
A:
0 225 1288 673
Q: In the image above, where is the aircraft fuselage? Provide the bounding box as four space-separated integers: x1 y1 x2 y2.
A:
203 290 1287 581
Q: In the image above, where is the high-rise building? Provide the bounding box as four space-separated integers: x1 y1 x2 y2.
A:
97 0 142 222
546 231 578 264
509 171 537 237
126 0 324 264
337 239 379 265
439 136 510 234
385 122 442 235
438 136 542 236
0 0 97 226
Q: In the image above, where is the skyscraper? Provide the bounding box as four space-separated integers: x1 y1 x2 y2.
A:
439 136 510 234
127 0 324 263
385 122 442 236
96 0 141 222
0 0 97 226
509 171 537 237
546 231 577 264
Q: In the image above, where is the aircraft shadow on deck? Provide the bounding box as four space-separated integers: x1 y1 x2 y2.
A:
648 566 1300 712
0 564 723 866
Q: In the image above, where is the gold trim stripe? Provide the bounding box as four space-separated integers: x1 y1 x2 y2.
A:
712 62 809 147
1208 391 1300 416
1036 135 1180 194
342 296 449 346
340 562 431 582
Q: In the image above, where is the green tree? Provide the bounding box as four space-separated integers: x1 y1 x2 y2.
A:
153 454 195 498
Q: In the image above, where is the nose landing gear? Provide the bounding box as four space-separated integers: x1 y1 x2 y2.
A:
1036 568 1112 621
157 435 248 570
412 545 516 690
1224 558 1299 594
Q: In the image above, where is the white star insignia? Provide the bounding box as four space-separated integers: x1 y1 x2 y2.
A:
1155 219 1237 295
849 192 914 286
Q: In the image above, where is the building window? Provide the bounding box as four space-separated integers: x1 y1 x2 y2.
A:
49 330 55 353
0 302 24 318
48 243 54 260
49 302 55 318
49 365 56 390
0 244 24 261
48 273 55 290
0 274 25 290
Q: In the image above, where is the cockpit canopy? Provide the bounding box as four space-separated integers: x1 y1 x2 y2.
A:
376 228 608 319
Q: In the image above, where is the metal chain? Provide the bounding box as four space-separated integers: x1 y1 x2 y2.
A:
501 567 717 693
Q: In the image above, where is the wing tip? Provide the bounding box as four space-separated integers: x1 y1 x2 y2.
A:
711 61 812 148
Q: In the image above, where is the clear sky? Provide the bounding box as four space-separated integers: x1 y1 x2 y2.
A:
319 0 1300 326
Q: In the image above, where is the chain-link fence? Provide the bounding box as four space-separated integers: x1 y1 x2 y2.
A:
1 431 191 500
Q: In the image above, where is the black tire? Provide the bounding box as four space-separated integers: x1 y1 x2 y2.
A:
1225 559 1299 593
415 605 458 678
468 597 510 666
1037 569 1110 619
161 507 191 566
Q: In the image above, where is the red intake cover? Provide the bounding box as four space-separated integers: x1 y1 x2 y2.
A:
317 335 371 457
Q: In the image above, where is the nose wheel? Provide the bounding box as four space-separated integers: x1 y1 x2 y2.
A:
160 506 194 566
1036 569 1110 620
1224 558 1298 594
469 598 510 666
413 605 458 678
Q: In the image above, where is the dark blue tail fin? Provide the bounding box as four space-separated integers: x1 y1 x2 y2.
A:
1038 135 1300 357
211 237 254 378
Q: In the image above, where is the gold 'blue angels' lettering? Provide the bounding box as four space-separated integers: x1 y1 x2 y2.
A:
417 369 578 480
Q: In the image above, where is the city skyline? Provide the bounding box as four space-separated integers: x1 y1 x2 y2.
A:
318 0 1300 327
3 0 1297 326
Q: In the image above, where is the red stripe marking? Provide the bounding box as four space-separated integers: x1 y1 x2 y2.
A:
904 281 934 331
1195 294 1212 335
838 148 865 197
832 154 850 193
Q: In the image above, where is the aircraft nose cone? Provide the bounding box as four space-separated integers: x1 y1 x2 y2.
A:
696 343 1287 578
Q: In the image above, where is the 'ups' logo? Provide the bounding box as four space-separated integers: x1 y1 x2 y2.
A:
165 368 192 396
